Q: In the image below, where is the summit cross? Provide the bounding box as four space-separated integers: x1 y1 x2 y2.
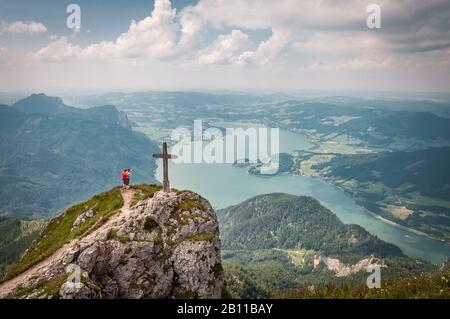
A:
153 142 177 192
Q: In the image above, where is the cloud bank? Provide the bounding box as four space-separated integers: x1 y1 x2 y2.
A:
2 20 47 34
29 0 450 71
2 0 449 92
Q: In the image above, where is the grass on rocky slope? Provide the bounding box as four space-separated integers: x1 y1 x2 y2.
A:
275 267 450 299
7 273 70 299
174 199 203 213
129 184 162 207
130 184 196 207
3 187 123 281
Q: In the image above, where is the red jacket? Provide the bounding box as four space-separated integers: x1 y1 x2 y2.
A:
121 171 128 181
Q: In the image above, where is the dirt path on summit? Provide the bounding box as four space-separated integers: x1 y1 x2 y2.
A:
0 189 135 298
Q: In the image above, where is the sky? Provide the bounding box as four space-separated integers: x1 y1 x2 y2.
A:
0 0 449 95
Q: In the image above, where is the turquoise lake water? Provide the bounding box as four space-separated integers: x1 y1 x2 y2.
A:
155 129 450 264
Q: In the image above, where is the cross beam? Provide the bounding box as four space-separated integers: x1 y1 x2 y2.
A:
153 142 177 192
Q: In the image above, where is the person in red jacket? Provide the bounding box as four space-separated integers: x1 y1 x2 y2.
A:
121 169 131 189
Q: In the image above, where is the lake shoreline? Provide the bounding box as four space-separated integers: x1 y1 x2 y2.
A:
152 127 450 264
244 166 449 263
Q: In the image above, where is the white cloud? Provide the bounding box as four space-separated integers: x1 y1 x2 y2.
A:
32 37 82 61
2 20 47 34
198 30 251 65
30 0 295 66
306 56 393 71
239 28 292 65
31 0 203 62
33 0 449 67
114 0 180 59
189 0 450 66
198 28 293 66
9 0 450 92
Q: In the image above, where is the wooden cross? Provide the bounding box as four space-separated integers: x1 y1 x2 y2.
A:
153 142 177 192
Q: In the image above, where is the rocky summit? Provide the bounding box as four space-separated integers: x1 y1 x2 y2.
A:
0 186 224 299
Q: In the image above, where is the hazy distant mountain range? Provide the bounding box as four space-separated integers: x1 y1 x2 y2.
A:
264 100 450 151
73 91 292 109
0 94 158 218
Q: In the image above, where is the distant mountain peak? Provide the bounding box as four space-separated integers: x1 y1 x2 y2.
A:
13 93 72 115
19 93 63 105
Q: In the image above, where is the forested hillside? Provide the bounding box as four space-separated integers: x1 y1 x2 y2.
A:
218 193 437 298
0 216 44 277
219 193 402 257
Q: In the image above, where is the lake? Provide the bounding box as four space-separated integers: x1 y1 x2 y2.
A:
155 129 450 264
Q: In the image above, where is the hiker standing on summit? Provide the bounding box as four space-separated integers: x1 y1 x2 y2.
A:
121 168 131 189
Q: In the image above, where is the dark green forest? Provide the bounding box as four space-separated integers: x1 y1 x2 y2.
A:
0 216 44 277
219 193 402 257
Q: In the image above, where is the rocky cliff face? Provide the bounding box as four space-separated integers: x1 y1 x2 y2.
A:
3 189 223 299
313 254 386 277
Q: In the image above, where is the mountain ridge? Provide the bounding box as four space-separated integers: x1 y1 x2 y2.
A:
1 185 224 299
0 94 158 218
13 93 76 115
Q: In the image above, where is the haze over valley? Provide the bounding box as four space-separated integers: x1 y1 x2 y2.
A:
1 0 449 299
